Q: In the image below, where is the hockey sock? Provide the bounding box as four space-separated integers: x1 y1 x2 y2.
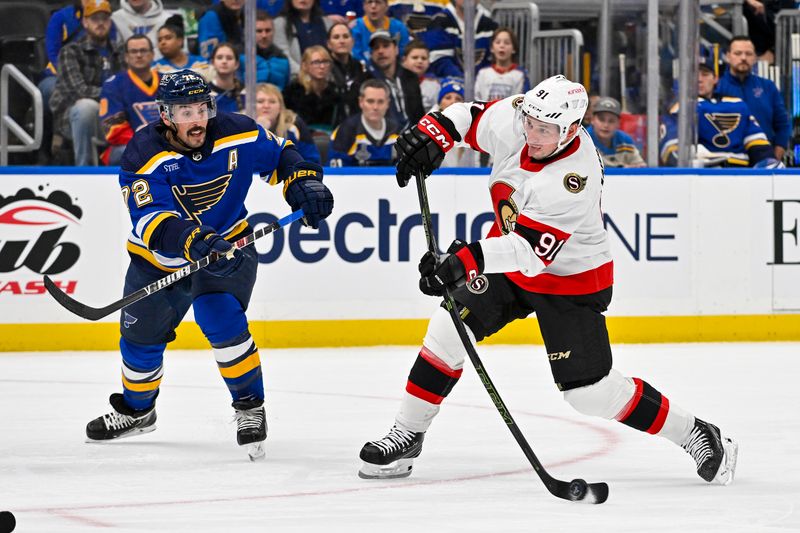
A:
120 337 164 411
396 346 463 432
194 293 264 403
616 378 694 445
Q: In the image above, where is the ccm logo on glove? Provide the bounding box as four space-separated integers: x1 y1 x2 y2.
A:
418 116 453 151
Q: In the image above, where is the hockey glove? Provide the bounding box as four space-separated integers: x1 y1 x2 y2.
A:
182 225 244 278
418 239 484 297
283 161 334 229
395 111 462 187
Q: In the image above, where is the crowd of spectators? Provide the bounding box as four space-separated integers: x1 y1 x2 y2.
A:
9 0 800 168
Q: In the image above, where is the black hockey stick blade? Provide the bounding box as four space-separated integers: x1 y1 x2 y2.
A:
44 209 304 321
414 170 608 504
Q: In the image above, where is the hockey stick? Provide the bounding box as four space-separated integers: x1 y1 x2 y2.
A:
414 171 608 504
43 209 304 321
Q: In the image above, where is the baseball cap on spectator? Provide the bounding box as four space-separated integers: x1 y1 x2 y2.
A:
83 0 112 17
593 96 621 117
438 77 464 103
369 30 397 48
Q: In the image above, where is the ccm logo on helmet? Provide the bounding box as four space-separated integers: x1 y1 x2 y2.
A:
418 117 452 150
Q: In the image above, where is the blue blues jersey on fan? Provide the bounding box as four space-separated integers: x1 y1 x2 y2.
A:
328 113 400 166
659 96 772 167
99 69 162 149
119 111 292 274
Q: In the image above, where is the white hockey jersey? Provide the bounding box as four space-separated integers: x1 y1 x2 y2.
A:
440 95 613 295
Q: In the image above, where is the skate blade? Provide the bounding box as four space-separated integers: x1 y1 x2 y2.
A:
358 459 413 479
85 424 157 443
715 437 739 486
245 441 265 461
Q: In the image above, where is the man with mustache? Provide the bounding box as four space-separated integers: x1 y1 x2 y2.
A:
715 36 791 162
85 70 333 461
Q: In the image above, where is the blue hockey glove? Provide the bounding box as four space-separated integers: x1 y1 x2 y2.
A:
283 161 334 229
418 239 483 297
182 225 243 278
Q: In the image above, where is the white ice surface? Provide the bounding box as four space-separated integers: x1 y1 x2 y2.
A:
1 342 798 532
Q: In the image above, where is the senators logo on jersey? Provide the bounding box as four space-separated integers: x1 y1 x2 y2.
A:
490 181 518 234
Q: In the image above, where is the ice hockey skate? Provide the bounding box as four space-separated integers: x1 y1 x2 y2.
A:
681 418 738 485
233 400 267 461
358 424 425 479
86 393 157 442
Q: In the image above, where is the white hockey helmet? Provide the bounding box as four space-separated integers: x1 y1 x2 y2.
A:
515 75 588 151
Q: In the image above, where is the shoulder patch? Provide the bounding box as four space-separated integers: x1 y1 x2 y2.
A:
563 173 587 193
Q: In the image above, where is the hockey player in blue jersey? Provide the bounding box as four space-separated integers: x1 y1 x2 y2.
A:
85 69 333 460
659 54 774 167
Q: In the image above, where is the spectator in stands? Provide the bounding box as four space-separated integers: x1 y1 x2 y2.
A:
50 0 124 166
327 22 367 117
154 15 212 80
255 83 321 163
253 11 291 90
351 0 410 65
432 77 470 167
112 0 171 60
742 0 794 63
209 43 244 113
660 54 774 167
199 0 245 58
40 1 120 164
474 27 530 102
283 46 345 133
366 30 424 128
329 79 400 166
98 35 161 165
716 36 791 161
213 0 286 18
419 0 496 78
274 0 335 76
586 96 646 168
387 0 446 35
401 40 439 111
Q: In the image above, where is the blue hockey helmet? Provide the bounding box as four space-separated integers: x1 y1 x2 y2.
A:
157 69 217 123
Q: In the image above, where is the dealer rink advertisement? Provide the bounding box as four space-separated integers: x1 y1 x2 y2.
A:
0 168 798 348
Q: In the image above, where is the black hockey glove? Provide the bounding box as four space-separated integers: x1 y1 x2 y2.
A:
418 239 484 297
395 111 462 187
182 225 244 278
283 161 334 229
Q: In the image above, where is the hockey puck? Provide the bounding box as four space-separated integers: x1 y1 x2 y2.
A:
0 511 16 533
568 478 588 500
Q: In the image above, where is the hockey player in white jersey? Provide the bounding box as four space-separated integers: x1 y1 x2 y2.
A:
358 75 738 485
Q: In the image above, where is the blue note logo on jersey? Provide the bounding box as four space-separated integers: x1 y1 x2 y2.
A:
171 174 233 223
704 112 741 148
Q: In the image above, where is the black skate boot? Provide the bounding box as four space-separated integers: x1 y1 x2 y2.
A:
358 424 425 479
233 399 267 461
681 418 738 485
86 393 157 442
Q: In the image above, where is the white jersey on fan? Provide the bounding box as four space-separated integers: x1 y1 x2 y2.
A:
474 65 530 102
440 95 613 295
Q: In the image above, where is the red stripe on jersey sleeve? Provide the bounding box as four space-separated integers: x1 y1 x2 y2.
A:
464 100 499 153
515 214 572 242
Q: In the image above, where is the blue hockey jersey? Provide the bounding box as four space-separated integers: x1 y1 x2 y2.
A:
119 112 295 272
659 96 772 167
99 69 162 150
328 113 400 166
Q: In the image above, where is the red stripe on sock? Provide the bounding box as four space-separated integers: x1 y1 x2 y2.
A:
646 395 670 434
406 380 445 405
616 377 643 422
419 346 463 379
